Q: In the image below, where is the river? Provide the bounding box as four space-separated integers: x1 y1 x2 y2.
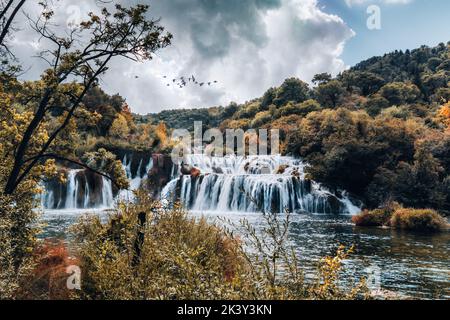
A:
40 208 449 299
39 154 449 299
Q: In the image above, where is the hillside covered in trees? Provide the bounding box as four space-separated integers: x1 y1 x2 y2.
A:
4 41 447 213
141 42 450 214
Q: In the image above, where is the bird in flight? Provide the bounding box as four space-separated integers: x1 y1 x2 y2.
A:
163 75 219 89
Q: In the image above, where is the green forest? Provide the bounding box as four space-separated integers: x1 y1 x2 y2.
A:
142 42 450 215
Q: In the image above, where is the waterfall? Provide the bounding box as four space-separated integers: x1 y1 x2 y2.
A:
65 170 79 209
101 176 114 208
83 179 90 208
42 154 154 210
163 154 360 215
41 153 360 214
117 155 153 202
40 188 55 209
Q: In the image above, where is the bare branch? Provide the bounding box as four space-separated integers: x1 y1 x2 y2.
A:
0 0 26 47
22 153 124 190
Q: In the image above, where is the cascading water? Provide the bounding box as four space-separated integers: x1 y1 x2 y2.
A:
117 154 153 202
162 154 360 215
41 154 153 210
64 170 80 209
101 176 114 208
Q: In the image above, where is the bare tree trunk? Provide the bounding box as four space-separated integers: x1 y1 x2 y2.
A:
0 0 15 22
132 212 147 267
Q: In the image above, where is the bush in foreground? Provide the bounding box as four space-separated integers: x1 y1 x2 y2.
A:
71 191 369 300
19 240 78 300
390 208 449 232
73 200 250 299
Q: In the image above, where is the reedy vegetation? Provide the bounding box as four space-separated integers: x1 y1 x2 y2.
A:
71 191 369 300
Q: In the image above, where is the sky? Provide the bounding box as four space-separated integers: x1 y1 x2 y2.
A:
10 0 450 114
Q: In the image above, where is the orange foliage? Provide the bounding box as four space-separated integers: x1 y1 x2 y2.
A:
155 122 168 146
121 103 135 126
20 240 79 300
438 102 450 128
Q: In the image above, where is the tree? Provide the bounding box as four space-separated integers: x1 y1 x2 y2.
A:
0 0 26 51
261 87 277 109
273 78 310 107
1 76 57 291
109 113 130 138
379 82 421 106
82 86 125 136
312 73 332 85
340 71 385 96
154 122 169 151
315 80 345 108
421 71 448 98
251 111 272 128
279 99 321 117
438 102 450 128
427 57 443 72
287 108 422 201
368 146 446 209
437 59 450 72
0 0 26 73
3 4 172 195
364 94 390 116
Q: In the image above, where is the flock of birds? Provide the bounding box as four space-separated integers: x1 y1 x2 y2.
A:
134 74 218 89
163 75 218 89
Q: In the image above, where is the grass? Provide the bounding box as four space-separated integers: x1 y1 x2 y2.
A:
352 208 392 227
390 208 449 232
353 205 449 232
68 190 369 300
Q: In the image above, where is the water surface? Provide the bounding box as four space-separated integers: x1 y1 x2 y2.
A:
41 209 449 299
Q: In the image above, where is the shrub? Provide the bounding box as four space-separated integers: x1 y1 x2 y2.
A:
251 111 272 128
279 99 321 117
390 208 449 232
352 208 392 227
72 191 369 300
0 193 37 300
72 193 256 300
19 240 78 300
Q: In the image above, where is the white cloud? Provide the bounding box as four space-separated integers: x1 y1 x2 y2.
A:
12 0 355 114
345 0 412 7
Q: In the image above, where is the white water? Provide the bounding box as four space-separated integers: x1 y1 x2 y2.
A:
42 153 359 214
41 155 153 210
117 154 153 202
64 170 79 209
162 154 360 215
